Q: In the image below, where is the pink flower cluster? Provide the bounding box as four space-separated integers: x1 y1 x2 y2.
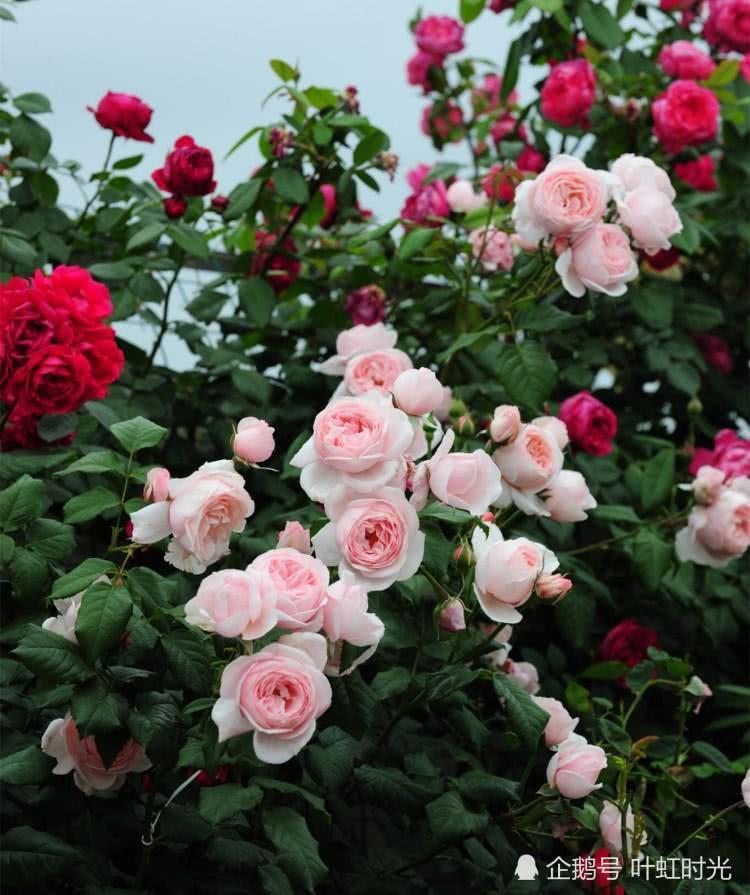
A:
406 15 465 93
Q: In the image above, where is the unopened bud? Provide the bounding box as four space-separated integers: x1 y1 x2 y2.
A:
438 599 466 632
687 396 703 415
455 414 475 436
452 542 473 566
535 574 572 602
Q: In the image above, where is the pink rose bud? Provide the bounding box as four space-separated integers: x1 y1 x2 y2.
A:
144 467 170 503
481 511 495 523
455 414 475 436
599 800 647 860
211 194 230 213
233 417 275 464
453 543 473 566
490 405 521 443
535 573 573 601
504 659 540 694
392 367 445 416
692 465 725 504
540 59 596 128
277 520 312 554
532 696 579 747
438 598 466 632
546 735 607 799
531 415 569 450
446 179 487 213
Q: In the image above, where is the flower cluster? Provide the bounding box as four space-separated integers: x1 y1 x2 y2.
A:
0 266 124 450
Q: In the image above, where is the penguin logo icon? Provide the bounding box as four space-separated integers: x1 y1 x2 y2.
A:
513 854 539 880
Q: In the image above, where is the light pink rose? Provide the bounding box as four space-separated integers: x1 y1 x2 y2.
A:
184 568 277 640
543 470 598 522
490 405 521 443
504 659 540 694
599 800 647 860
610 154 676 200
392 367 445 416
531 416 569 450
512 155 608 245
144 467 170 502
493 423 563 492
742 768 750 807
447 179 487 213
233 417 275 464
469 227 514 272
616 188 682 255
41 715 151 795
343 348 413 396
675 478 750 568
471 523 558 623
546 735 607 799
42 575 110 644
322 569 384 675
556 224 639 298
277 520 312 553
291 392 415 502
313 486 425 591
250 548 329 631
319 323 398 376
130 460 254 574
438 598 467 632
535 573 573 601
211 632 332 763
533 696 579 747
434 386 454 422
692 465 725 504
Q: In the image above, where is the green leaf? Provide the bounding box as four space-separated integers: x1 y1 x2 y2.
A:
199 784 263 824
74 582 133 662
398 227 437 260
354 765 435 813
0 232 37 267
371 667 412 701
126 222 166 252
13 92 52 114
705 58 739 87
0 533 14 565
36 412 77 442
348 218 398 246
631 287 674 329
110 416 168 453
632 528 672 591
260 865 294 895
9 114 51 161
13 627 90 682
579 1 626 48
419 503 473 524
497 342 557 410
238 276 276 327
670 213 700 254
426 791 488 843
57 450 127 477
456 771 520 805
692 740 734 773
51 558 115 600
10 548 48 599
167 224 209 259
161 629 214 692
0 745 53 784
263 807 327 891
681 303 723 330
1 827 79 885
63 487 120 524
436 330 491 364
88 261 134 280
112 153 144 170
269 59 298 81
0 475 44 532
640 449 675 512
206 837 263 868
590 504 640 524
353 130 388 166
26 519 75 560
460 0 486 22
666 361 700 395
71 678 127 736
305 87 339 109
501 38 522 101
581 661 628 680
273 167 309 204
223 179 262 221
493 673 548 749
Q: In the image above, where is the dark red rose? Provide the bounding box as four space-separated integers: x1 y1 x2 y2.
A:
600 619 660 671
163 196 188 219
249 230 301 295
580 849 625 895
642 246 680 271
344 285 387 325
483 164 519 203
152 135 216 197
558 391 618 457
319 184 337 229
76 325 125 400
211 194 230 213
692 332 733 374
517 144 547 173
193 766 230 787
7 345 92 416
87 92 154 143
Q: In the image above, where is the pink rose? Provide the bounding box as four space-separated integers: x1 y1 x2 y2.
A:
42 715 150 795
652 80 720 153
471 74 518 113
558 391 618 457
277 520 312 553
144 467 170 503
535 573 573 601
616 191 682 256
313 486 425 591
401 167 451 227
692 332 732 372
704 0 750 52
446 179 487 213
610 154 676 199
556 224 638 297
531 416 569 450
599 801 647 860
407 51 444 92
689 429 750 479
344 285 387 326
540 60 597 128
674 155 718 192
504 660 540 695
322 570 384 675
490 405 522 443
493 423 563 491
512 155 608 245
319 323 398 376
87 91 154 143
291 393 414 502
130 460 254 574
533 696 579 747
742 53 750 81
692 465 725 504
438 599 467 632
414 15 465 56
343 348 413 396
518 144 547 173
434 386 454 422
471 523 558 623
233 417 275 464
250 548 329 631
658 41 717 80
421 102 465 143
543 470 597 522
392 367 445 416
469 227 514 272
546 735 607 799
211 632 331 763
184 568 277 640
676 478 750 567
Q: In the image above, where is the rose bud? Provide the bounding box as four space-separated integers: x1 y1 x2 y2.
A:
532 696 579 747
535 573 572 601
438 599 466 632
163 196 187 219
144 467 170 503
692 465 724 505
455 414 475 436
489 405 521 443
546 735 607 799
685 675 713 715
211 195 230 213
233 417 275 464
277 520 312 554
392 367 445 416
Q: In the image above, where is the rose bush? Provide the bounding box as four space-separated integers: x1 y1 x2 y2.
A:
0 0 748 892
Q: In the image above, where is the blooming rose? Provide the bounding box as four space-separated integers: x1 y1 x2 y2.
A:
674 155 718 192
277 520 312 554
540 60 597 128
691 465 725 504
184 568 277 640
600 618 660 670
558 391 618 457
489 405 521 443
533 696 579 747
130 459 254 574
414 15 464 55
250 548 329 631
152 135 216 197
513 156 608 246
6 345 92 416
344 285 387 326
689 429 750 479
446 179 487 213
742 53 750 81
211 633 332 763
543 470 598 522
469 227 514 272
493 422 563 491
407 51 444 92
704 0 750 52
392 367 445 416
233 417 275 464
531 416 569 450
658 41 717 80
42 715 150 795
322 570 384 674
88 91 154 142
546 735 607 799
556 224 639 297
144 467 170 503
471 74 518 113
616 188 682 255
401 167 451 226
504 660 540 695
439 599 467 632
344 348 413 396
319 323 398 375
610 154 676 199
248 230 301 295
676 478 750 567
652 81 720 153
599 801 647 860
482 164 519 203
692 332 732 373
471 523 558 623
313 486 425 591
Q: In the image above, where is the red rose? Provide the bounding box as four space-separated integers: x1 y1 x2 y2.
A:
658 41 716 81
600 619 660 673
689 429 750 479
87 92 154 143
35 265 113 321
674 155 718 191
541 59 597 128
163 196 187 219
642 246 680 270
652 81 720 154
407 51 444 92
489 0 514 10
249 230 301 295
558 391 618 457
491 112 527 145
211 195 230 214
401 165 451 227
414 15 464 56
7 346 93 416
704 0 750 52
76 325 125 400
319 184 337 229
517 144 547 173
344 285 387 326
152 135 217 197
421 101 464 143
580 849 625 895
483 164 519 203
692 332 732 374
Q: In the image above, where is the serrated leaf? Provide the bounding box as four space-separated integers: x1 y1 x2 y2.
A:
13 627 91 682
57 450 127 477
161 629 214 692
0 475 44 532
0 745 53 784
63 487 120 524
74 583 133 662
109 416 168 453
26 519 75 560
199 784 263 825
632 528 673 591
273 167 309 204
497 342 557 410
0 827 79 885
493 673 548 749
10 548 48 599
223 179 262 221
398 227 436 260
51 558 115 600
126 222 165 252
640 449 674 512
263 807 327 891
71 678 127 737
13 92 52 114
167 224 209 259
426 791 488 843
238 276 275 327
